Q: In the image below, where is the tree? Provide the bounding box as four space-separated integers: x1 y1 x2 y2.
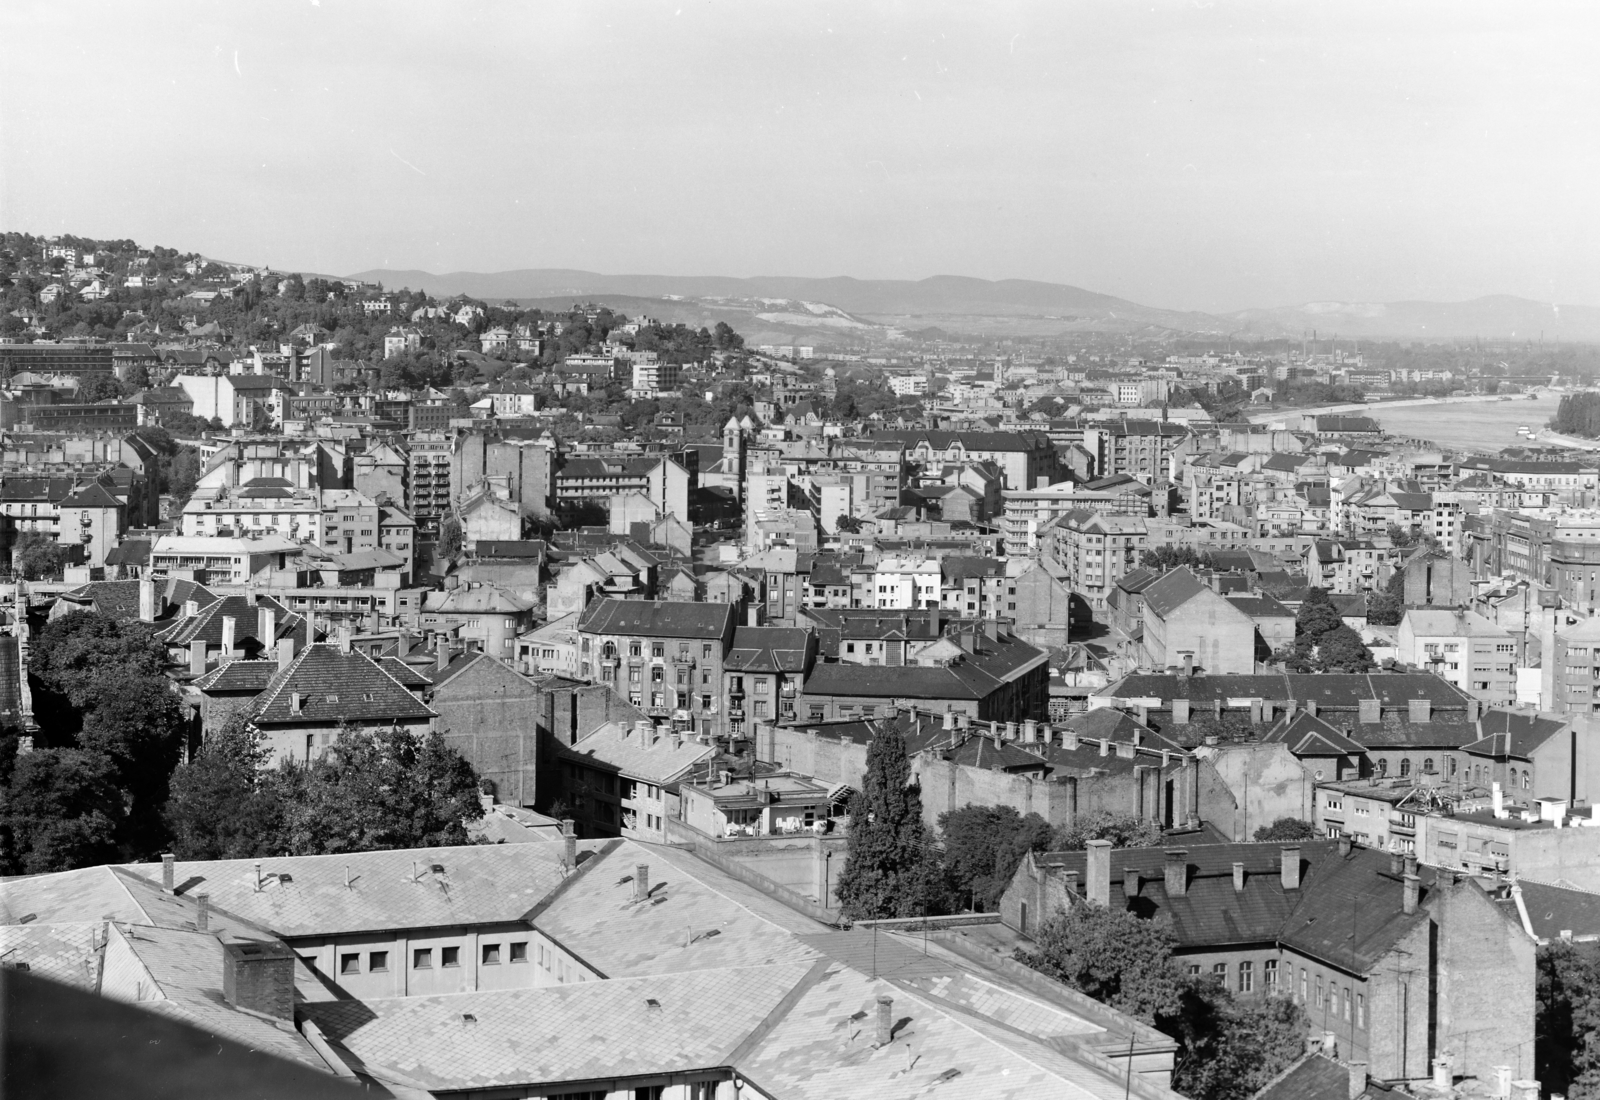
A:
1015 902 1182 1022
836 724 943 920
165 714 288 859
1286 588 1374 673
939 804 1053 911
437 514 464 562
1537 942 1600 1098
277 726 483 855
1163 978 1312 1100
1252 817 1317 842
1315 623 1376 673
75 669 187 856
1054 810 1164 851
30 611 170 713
835 515 864 534
0 748 125 874
9 530 75 580
1367 569 1406 627
1140 546 1213 572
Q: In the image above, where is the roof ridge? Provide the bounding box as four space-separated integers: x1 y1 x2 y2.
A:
251 642 319 718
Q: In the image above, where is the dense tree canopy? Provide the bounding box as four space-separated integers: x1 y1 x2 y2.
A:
836 725 944 920
1054 810 1164 851
1252 817 1318 842
938 804 1053 911
1286 587 1374 674
1140 546 1214 572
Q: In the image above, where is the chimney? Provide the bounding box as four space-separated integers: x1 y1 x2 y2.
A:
221 615 237 658
1433 1058 1452 1089
1358 698 1380 724
1493 782 1507 818
1123 868 1139 900
1099 738 1110 757
1404 853 1418 879
1467 698 1481 721
189 638 207 676
562 819 576 868
746 602 760 627
1492 1067 1512 1099
184 598 199 618
1346 1063 1367 1100
1280 846 1302 890
1306 698 1318 718
1173 698 1190 724
258 607 277 647
1181 652 1193 678
437 640 450 671
1164 850 1188 897
1062 728 1079 751
138 578 157 623
634 863 650 902
1510 1083 1540 1100
1390 852 1404 876
397 631 412 658
222 942 296 1021
278 637 295 671
1023 719 1038 744
196 894 210 932
874 993 894 1047
290 692 302 715
1403 873 1420 914
161 853 175 893
1322 1032 1338 1057
1338 835 1352 858
1409 698 1431 723
338 627 352 655
1086 839 1112 907
1232 861 1245 893
942 710 954 731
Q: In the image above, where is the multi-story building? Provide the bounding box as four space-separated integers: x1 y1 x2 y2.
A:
1396 609 1518 706
555 454 688 525
452 432 554 521
1043 509 1147 609
1000 484 1130 558
405 431 453 533
576 599 737 739
1082 420 1189 481
867 429 1058 491
629 358 683 395
723 625 817 739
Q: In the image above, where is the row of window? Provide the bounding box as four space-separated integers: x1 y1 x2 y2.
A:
338 940 529 976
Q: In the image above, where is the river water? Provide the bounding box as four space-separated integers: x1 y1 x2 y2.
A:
1365 396 1549 454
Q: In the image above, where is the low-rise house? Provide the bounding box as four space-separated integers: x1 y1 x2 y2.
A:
559 718 715 842
420 584 536 661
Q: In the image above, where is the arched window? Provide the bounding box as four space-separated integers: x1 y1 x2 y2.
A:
1377 759 1389 777
1509 768 1518 788
1399 759 1411 778
1524 771 1532 790
1448 758 1458 777
601 641 616 661
1423 758 1435 775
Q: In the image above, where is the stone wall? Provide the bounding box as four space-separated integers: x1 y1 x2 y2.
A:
1432 878 1536 1084
1194 742 1314 841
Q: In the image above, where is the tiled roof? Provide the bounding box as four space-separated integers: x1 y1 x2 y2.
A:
248 644 437 725
563 721 716 785
193 658 281 694
1225 594 1293 619
1140 569 1210 619
1514 879 1600 942
1254 1052 1353 1100
0 921 102 989
534 840 825 978
303 963 815 1092
1264 711 1367 756
117 842 608 939
1106 672 1472 710
578 598 735 640
725 626 813 674
943 733 1050 772
154 593 300 649
1462 709 1569 760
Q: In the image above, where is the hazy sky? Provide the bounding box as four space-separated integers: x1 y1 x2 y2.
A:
3 2 1597 312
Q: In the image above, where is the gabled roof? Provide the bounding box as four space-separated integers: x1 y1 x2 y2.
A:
247 643 437 725
724 626 813 674
1461 709 1569 760
1263 711 1367 757
563 721 716 785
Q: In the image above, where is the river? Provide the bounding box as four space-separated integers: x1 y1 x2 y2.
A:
1364 395 1549 453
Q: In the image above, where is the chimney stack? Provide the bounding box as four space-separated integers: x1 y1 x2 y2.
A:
1086 839 1112 907
1509 1083 1540 1100
258 607 277 648
161 853 175 893
942 710 954 731
634 863 650 902
138 578 157 623
437 639 451 671
1232 861 1245 893
1099 738 1110 757
1338 834 1352 858
196 894 210 932
874 993 894 1047
1403 873 1420 915
1433 1058 1452 1090
1492 1067 1512 1099
184 598 199 618
1023 719 1038 744
562 819 577 868
1346 1062 1367 1100
338 626 353 655
189 638 207 676
221 615 237 658
278 637 295 671
1164 850 1188 897
1404 853 1418 879
222 942 296 1021
1281 846 1302 890
1390 852 1404 876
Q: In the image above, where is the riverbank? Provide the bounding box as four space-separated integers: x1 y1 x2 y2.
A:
1243 392 1523 425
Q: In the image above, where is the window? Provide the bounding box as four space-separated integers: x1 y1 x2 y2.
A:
1213 962 1228 982
1315 976 1324 1009
1399 759 1411 777
629 642 641 657
1264 959 1278 991
1378 759 1389 777
1238 961 1254 993
1300 969 1308 1003
441 946 460 968
510 941 528 964
1356 993 1365 1028
1524 771 1532 790
652 644 664 658
1423 758 1435 774
702 644 712 659
1342 986 1351 1021
1188 964 1201 976
369 951 388 973
413 948 433 969
340 953 360 976
482 944 502 966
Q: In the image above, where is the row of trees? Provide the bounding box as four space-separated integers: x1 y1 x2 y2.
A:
0 611 484 874
1549 392 1600 438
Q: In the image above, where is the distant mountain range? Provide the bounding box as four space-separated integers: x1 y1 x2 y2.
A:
343 267 1600 343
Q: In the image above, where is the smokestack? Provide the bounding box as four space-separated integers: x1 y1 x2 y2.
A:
1281 846 1302 890
161 853 175 893
222 942 296 1021
1403 873 1420 915
634 863 650 902
138 578 157 623
196 894 210 932
874 993 894 1047
1164 850 1188 897
1086 839 1112 907
1433 1058 1452 1089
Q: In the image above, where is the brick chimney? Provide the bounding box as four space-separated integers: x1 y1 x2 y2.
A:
1164 850 1188 897
222 942 296 1020
1390 852 1404 876
437 639 450 671
196 894 210 932
562 818 577 868
1306 698 1318 718
161 853 175 893
1232 861 1245 893
1509 1082 1540 1100
1347 1062 1367 1100
1085 839 1112 907
1280 846 1302 890
1338 834 1352 858
874 993 894 1047
634 863 650 902
1404 853 1418 878
1403 873 1420 915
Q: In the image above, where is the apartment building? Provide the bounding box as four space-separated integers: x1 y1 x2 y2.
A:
576 598 737 739
1396 609 1518 707
1043 509 1147 609
405 431 453 533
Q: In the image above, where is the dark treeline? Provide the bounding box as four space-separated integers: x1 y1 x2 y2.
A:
1549 392 1600 437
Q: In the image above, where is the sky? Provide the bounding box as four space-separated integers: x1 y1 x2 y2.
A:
3 1 1597 313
